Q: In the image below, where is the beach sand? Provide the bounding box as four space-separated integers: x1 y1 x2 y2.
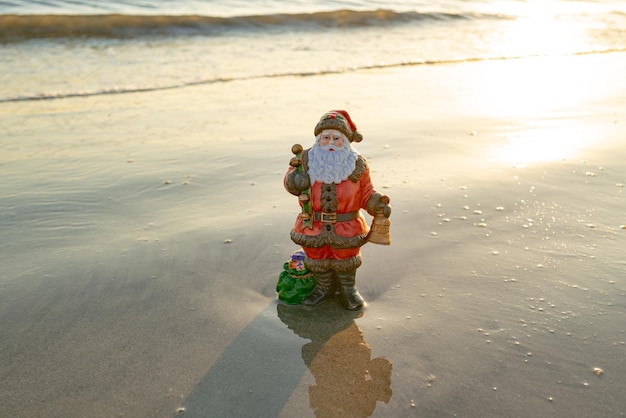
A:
1 51 625 417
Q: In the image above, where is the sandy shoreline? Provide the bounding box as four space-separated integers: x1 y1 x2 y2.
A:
1 51 625 417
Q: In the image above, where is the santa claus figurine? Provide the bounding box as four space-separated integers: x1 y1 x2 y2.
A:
284 110 391 310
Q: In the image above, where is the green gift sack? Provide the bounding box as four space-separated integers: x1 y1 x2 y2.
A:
276 250 316 304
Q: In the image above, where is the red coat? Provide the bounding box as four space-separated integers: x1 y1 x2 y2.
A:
285 152 381 258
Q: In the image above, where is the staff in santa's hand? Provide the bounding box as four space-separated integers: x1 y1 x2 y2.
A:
290 144 313 230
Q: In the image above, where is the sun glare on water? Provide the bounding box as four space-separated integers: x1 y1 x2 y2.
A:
496 0 592 57
478 52 603 164
496 127 588 166
474 1 610 165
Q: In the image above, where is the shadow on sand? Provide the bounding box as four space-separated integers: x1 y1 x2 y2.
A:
179 300 391 417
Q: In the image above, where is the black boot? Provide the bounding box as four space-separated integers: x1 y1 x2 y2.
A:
336 270 365 310
302 270 336 307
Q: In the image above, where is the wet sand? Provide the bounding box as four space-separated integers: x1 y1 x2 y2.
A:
1 51 625 417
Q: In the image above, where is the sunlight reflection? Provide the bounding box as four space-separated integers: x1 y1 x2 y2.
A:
494 0 591 56
496 1 591 57
477 1 597 119
476 1 607 165
477 54 599 119
495 127 588 166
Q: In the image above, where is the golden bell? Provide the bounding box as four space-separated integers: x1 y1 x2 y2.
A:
368 214 391 245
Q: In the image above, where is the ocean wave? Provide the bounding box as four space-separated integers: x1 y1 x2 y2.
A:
3 48 624 104
0 9 509 40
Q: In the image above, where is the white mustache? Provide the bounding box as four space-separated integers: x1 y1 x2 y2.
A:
319 142 343 151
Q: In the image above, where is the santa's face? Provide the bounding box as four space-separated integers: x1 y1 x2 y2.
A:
318 129 345 152
308 129 358 184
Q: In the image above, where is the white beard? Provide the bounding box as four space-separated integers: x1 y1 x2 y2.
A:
307 141 359 184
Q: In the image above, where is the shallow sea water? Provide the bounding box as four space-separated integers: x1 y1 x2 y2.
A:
2 0 626 101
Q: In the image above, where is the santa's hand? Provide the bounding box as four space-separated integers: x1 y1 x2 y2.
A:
293 172 311 191
286 170 311 195
377 195 391 218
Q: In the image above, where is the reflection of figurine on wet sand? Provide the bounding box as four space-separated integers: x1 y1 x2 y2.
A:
284 110 391 310
277 303 392 417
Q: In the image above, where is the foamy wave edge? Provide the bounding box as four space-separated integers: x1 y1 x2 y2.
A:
2 49 624 104
0 9 508 40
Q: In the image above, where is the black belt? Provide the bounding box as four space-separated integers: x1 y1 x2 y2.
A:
313 211 360 223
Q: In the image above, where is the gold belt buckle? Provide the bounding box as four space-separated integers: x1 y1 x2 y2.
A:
321 212 337 223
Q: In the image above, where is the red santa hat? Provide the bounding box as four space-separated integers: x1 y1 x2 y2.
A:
314 110 363 143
